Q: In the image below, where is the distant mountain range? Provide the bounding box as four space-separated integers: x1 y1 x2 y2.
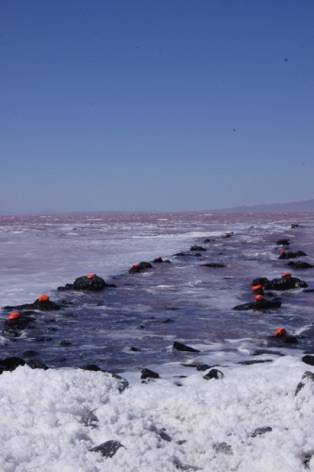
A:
1 199 314 215
216 199 314 213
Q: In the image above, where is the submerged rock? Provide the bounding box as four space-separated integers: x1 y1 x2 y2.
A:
173 252 202 257
233 299 281 311
239 359 272 365
276 239 290 246
196 364 212 371
79 364 103 371
201 263 225 268
287 261 314 269
190 245 206 251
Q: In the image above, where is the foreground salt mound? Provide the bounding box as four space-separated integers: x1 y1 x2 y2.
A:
0 357 313 472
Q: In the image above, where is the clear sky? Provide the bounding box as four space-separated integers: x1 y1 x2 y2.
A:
1 0 314 214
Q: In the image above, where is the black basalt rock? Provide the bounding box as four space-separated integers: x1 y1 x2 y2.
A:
3 299 62 312
26 359 49 370
279 250 307 260
58 274 116 291
128 261 153 274
173 341 200 353
152 256 171 263
295 371 314 396
264 276 308 290
141 368 160 379
3 315 35 333
90 440 124 458
233 299 281 311
274 333 298 345
0 356 25 372
273 327 301 344
251 277 270 287
302 355 314 366
203 368 224 380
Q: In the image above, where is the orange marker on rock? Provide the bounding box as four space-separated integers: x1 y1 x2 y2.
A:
38 294 49 302
281 272 291 278
8 311 21 320
251 284 263 291
86 274 96 279
274 328 286 337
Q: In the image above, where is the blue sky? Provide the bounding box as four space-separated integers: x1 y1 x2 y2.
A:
1 0 314 213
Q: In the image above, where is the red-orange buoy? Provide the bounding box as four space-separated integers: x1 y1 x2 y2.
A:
251 284 263 291
274 328 286 337
86 274 96 279
281 272 291 278
8 311 21 320
38 294 49 302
